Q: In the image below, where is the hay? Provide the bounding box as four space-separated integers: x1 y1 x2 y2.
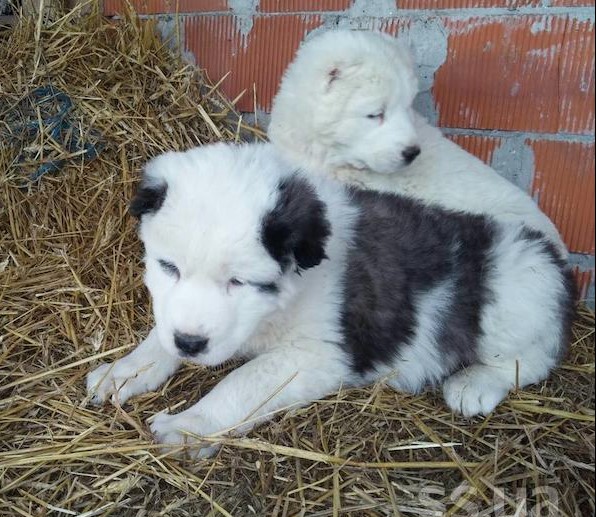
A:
0 6 595 516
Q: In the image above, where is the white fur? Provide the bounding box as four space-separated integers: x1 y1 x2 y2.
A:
383 279 455 394
86 328 180 404
443 231 568 416
87 143 569 458
268 29 567 258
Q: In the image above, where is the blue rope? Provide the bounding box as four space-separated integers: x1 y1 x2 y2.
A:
5 85 103 182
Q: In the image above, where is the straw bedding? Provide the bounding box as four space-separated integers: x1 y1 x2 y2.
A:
0 7 595 516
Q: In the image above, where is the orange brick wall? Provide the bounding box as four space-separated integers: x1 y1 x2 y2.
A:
104 0 596 303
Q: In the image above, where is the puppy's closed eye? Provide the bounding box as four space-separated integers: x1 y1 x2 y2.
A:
228 278 279 294
366 111 385 122
159 259 180 278
252 282 278 294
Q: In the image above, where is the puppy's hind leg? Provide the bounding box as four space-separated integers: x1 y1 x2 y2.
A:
442 363 513 417
442 350 557 417
442 230 571 417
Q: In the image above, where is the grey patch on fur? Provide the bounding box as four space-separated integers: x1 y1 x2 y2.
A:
338 189 575 380
339 188 497 375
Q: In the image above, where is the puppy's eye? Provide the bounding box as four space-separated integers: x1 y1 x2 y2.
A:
158 259 179 277
367 111 385 122
255 282 279 294
228 277 245 288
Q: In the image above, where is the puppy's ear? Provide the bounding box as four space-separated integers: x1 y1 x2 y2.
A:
130 155 170 218
129 182 167 218
261 176 331 272
326 62 363 90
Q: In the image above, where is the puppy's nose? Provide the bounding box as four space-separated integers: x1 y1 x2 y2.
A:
174 333 208 356
402 145 421 164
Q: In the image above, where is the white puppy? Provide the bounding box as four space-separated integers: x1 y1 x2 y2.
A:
87 143 574 458
268 29 567 258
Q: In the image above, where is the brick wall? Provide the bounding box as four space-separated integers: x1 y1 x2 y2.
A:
105 0 596 303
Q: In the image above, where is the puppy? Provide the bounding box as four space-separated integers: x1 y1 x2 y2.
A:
268 29 567 258
87 143 574 458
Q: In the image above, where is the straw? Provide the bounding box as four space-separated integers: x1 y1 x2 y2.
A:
0 6 594 516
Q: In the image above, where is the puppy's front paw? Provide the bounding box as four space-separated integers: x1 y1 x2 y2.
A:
150 412 219 459
86 363 118 405
443 365 509 417
86 359 154 405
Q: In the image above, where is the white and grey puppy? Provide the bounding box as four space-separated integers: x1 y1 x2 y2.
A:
87 143 575 458
268 29 567 258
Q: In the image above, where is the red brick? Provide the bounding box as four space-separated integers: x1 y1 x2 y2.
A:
259 0 352 12
398 0 539 8
373 17 408 37
434 16 595 134
529 140 595 255
185 14 322 113
551 0 595 5
558 18 595 133
105 0 353 15
104 0 227 16
447 134 502 164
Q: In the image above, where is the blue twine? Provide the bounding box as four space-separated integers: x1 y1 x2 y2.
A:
5 85 103 182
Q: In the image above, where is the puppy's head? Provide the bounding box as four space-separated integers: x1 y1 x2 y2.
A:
269 30 420 175
131 143 330 366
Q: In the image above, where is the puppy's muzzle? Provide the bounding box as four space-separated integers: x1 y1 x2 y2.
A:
174 332 208 356
402 145 421 165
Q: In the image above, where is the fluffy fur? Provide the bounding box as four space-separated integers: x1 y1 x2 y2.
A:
87 143 574 458
268 29 567 258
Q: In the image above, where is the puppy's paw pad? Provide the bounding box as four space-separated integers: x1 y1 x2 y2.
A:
86 360 144 405
86 363 115 404
150 413 218 459
150 413 180 441
443 367 509 417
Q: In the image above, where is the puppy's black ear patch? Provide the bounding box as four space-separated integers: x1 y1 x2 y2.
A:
261 176 331 272
129 183 167 218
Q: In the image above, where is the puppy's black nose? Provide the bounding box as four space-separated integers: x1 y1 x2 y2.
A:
174 333 208 356
402 145 421 164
